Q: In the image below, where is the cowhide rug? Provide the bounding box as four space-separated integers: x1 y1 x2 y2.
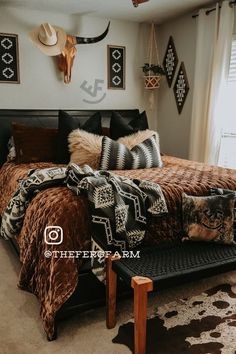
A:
113 283 236 354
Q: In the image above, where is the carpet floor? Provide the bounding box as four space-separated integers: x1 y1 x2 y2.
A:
1 238 236 354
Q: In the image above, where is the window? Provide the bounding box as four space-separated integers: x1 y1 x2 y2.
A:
218 36 236 169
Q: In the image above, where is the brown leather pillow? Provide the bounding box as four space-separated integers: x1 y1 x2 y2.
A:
12 123 58 163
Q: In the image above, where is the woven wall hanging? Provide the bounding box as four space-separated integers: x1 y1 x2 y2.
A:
163 36 178 88
107 45 125 89
173 62 189 114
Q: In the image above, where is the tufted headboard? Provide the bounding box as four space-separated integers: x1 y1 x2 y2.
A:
0 109 139 166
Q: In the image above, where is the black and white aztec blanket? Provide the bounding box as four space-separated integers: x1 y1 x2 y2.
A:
66 164 168 251
0 163 167 253
0 166 67 240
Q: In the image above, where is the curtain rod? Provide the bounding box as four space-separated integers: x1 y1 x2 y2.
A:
192 0 236 18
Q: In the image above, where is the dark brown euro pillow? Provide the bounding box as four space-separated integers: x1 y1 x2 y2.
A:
12 122 58 163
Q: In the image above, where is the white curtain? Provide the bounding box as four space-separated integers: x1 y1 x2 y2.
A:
189 1 234 164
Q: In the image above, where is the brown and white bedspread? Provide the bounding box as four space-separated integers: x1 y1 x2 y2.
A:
0 156 236 339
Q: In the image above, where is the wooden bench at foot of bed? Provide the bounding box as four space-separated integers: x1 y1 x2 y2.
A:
106 242 236 354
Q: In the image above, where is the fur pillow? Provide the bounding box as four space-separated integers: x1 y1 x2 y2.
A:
69 129 159 170
118 129 159 149
68 129 103 169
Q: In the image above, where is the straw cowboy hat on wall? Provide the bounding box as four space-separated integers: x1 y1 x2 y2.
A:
29 23 67 56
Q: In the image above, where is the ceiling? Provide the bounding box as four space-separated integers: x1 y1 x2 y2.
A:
0 0 215 23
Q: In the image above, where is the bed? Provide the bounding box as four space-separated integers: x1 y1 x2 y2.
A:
0 109 236 340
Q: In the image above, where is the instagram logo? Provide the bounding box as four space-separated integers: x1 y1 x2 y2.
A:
44 226 63 245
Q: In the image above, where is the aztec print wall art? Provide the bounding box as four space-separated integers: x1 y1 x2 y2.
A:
173 62 189 114
163 36 178 88
107 45 125 89
0 33 20 84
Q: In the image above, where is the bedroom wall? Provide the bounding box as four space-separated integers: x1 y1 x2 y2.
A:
157 13 197 158
0 7 154 126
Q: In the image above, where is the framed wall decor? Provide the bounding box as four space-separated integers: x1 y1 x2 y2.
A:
173 62 189 114
162 36 178 87
0 33 20 84
107 45 125 89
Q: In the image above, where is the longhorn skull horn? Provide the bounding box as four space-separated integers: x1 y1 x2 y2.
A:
75 22 110 44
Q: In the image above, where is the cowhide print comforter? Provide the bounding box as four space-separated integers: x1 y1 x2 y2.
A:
0 156 236 340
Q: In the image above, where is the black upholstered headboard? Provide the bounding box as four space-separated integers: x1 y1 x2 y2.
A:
0 109 139 166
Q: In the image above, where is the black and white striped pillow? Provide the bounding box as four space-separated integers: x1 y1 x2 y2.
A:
100 135 163 170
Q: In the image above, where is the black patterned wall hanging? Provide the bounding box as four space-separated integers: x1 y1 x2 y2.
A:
0 33 20 83
107 45 125 89
173 62 189 114
163 36 178 87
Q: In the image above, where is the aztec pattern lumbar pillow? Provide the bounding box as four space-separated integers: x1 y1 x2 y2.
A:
100 135 163 170
110 110 148 140
68 128 103 169
182 193 235 244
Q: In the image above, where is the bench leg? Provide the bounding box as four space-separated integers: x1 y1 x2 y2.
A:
106 255 119 329
131 276 153 354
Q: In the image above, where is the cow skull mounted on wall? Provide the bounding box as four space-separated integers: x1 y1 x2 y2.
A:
29 22 110 83
57 23 110 83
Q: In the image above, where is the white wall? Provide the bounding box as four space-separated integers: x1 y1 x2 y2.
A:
157 13 197 158
0 6 149 122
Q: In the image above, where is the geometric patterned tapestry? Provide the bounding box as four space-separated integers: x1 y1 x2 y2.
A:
163 36 178 87
173 62 189 114
0 33 20 83
107 45 125 89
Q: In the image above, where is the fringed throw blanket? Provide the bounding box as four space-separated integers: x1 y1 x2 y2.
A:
1 164 167 249
66 164 168 251
66 164 168 282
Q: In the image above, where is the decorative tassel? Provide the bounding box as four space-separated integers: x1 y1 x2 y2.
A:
148 91 155 110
